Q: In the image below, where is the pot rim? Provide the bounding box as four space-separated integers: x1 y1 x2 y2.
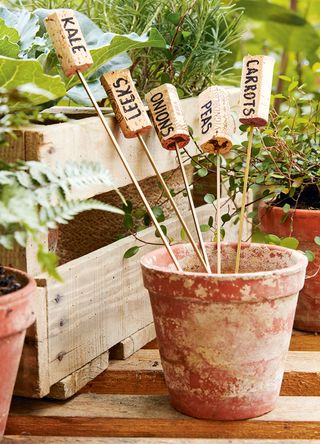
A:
140 242 308 281
0 266 36 306
259 200 320 216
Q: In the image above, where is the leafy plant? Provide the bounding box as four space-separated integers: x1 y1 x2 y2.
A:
0 5 166 106
101 0 243 96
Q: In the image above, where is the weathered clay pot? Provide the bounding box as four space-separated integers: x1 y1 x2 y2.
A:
259 203 320 332
141 242 307 420
0 268 36 436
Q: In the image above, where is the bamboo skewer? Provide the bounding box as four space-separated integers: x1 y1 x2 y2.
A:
199 86 233 274
216 153 222 274
175 142 211 272
45 10 182 271
100 69 209 273
146 84 211 274
234 126 254 274
235 55 275 273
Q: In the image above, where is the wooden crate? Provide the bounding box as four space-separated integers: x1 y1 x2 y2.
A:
5 330 320 441
1 91 245 400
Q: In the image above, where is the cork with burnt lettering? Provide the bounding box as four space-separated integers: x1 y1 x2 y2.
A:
101 70 152 138
45 10 93 77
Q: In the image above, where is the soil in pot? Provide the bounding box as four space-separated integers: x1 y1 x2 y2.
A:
259 202 320 332
0 267 36 436
141 242 307 420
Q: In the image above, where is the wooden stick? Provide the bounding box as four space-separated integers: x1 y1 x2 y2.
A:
146 84 211 273
234 126 254 274
45 10 182 271
199 86 233 274
216 154 221 274
100 69 209 272
138 134 210 273
175 142 211 273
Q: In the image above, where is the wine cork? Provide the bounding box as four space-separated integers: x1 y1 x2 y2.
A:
199 86 233 154
146 84 190 150
45 10 93 77
101 69 152 138
239 55 275 127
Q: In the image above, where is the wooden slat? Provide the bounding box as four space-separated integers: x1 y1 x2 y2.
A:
110 323 156 360
80 349 320 397
6 396 320 438
48 350 109 400
14 286 50 398
290 330 320 351
3 438 320 444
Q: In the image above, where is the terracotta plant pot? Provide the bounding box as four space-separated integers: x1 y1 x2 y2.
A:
259 203 320 332
0 268 36 436
141 242 307 420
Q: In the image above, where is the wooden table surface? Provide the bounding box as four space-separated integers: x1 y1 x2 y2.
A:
4 331 320 443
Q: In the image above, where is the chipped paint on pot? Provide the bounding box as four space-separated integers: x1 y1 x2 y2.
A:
141 242 307 420
259 202 320 332
0 268 36 436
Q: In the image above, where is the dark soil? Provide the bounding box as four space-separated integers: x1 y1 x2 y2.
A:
272 184 320 210
0 266 22 296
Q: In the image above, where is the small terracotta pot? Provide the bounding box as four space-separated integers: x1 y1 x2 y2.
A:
141 242 307 420
259 203 320 332
0 268 36 436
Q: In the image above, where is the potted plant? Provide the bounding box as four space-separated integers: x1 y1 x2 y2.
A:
221 79 319 332
141 241 307 419
0 87 123 436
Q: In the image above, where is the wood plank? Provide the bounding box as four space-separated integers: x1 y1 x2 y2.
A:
290 330 320 351
81 349 320 397
48 351 109 400
3 438 320 444
24 90 239 200
14 286 50 398
41 200 246 387
6 396 320 438
110 323 156 360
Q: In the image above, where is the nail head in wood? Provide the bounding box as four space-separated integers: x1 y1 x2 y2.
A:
100 69 152 138
239 55 275 127
199 86 233 154
45 9 93 77
146 84 190 150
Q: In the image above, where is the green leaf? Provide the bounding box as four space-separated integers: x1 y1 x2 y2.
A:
200 224 210 232
278 75 291 82
152 206 165 222
237 0 307 26
263 136 275 147
167 12 180 25
65 28 166 90
198 167 208 177
124 214 133 229
305 250 315 262
280 237 299 249
0 37 19 58
124 246 140 259
283 203 291 214
204 193 215 204
208 216 214 227
314 236 320 246
155 224 167 238
221 213 231 223
288 81 299 92
267 234 281 245
0 17 19 43
180 227 187 241
0 57 66 106
37 246 62 281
